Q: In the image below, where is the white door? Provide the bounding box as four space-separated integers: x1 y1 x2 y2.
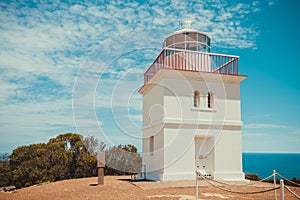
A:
195 136 214 175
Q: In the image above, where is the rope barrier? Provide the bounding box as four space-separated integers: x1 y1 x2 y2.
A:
199 174 280 195
276 173 300 187
206 178 230 186
195 169 299 200
237 173 275 187
198 173 274 187
285 186 300 200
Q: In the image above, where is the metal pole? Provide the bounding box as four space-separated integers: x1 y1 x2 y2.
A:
144 165 146 180
274 170 277 200
280 179 284 200
196 168 198 200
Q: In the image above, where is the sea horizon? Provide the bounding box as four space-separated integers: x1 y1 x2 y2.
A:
243 152 300 154
242 152 300 180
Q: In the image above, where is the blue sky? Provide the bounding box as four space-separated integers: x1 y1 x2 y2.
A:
0 0 299 153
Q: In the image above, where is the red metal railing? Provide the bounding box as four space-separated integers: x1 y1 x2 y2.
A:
144 48 239 84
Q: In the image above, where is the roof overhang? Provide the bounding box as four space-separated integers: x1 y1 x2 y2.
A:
138 69 247 95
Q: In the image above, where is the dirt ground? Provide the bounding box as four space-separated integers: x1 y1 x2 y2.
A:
1 176 299 200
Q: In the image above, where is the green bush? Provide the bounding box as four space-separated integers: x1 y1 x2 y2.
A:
0 155 12 187
8 133 99 188
105 144 142 176
245 173 261 181
2 133 141 189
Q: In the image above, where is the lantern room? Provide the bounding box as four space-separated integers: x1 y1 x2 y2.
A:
162 29 211 52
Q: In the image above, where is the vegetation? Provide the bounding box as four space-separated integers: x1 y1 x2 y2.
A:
105 144 142 175
245 173 261 181
245 173 300 187
0 153 12 187
291 177 300 185
0 133 142 189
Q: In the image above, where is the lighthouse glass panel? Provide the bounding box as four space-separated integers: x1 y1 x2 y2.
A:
175 33 185 44
187 42 197 51
197 34 206 43
166 37 173 47
206 37 211 47
186 32 197 41
163 31 211 52
174 42 185 50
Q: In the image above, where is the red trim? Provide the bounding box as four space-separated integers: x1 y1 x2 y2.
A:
144 49 242 84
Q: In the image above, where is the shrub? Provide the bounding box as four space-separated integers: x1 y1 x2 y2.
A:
245 173 261 181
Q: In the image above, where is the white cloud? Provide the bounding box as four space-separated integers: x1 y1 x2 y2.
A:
243 133 265 137
0 99 77 151
0 0 262 152
244 123 288 129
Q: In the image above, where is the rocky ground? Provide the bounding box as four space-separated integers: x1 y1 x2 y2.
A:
1 176 299 200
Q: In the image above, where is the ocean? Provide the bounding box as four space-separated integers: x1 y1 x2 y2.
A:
242 153 300 180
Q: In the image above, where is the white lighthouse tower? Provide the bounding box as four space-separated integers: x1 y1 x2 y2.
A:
139 24 247 181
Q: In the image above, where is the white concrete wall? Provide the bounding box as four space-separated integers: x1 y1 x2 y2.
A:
143 84 164 126
143 129 164 181
161 127 218 181
140 69 245 181
163 128 195 177
162 77 241 124
142 83 165 181
213 129 244 180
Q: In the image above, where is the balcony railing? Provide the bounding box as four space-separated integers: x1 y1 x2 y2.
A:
144 48 239 84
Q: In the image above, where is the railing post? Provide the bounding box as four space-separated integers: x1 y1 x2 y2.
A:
274 170 277 200
143 49 240 85
196 166 199 200
280 179 284 200
234 59 238 74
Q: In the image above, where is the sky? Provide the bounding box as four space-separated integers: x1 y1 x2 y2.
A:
0 0 299 153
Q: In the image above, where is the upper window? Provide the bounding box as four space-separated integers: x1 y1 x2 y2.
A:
150 136 154 156
193 90 200 108
208 91 213 108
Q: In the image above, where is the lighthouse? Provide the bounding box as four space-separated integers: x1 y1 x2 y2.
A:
139 24 247 181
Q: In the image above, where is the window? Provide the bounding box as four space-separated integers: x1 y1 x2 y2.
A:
193 90 200 108
150 136 154 156
208 91 213 108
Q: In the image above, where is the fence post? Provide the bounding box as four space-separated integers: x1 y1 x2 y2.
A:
196 167 198 200
280 179 284 200
143 165 146 180
274 170 277 200
97 151 105 185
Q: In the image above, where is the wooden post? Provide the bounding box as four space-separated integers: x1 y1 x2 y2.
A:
280 179 284 200
196 173 198 200
97 151 105 185
98 167 104 185
196 166 199 200
274 170 277 200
